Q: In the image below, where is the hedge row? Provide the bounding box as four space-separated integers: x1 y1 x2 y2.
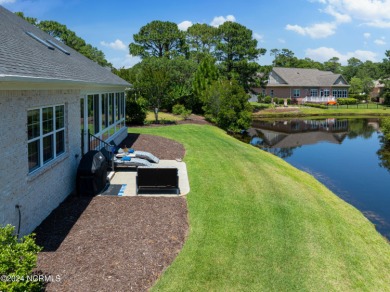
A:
259 96 291 105
336 98 358 105
304 103 328 109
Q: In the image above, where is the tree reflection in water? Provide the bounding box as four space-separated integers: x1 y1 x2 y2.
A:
377 136 390 173
262 147 296 159
347 119 376 139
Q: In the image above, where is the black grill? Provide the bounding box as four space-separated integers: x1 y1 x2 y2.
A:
76 150 108 196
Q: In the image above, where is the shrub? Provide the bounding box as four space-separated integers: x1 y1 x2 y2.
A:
172 104 192 120
172 104 185 115
287 98 292 105
0 225 43 292
337 98 358 105
126 97 148 125
203 80 252 132
349 93 368 101
264 96 272 104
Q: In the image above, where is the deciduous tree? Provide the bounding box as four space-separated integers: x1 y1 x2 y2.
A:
128 57 197 121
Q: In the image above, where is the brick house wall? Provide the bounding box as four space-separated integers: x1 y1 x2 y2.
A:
0 87 129 236
0 89 81 236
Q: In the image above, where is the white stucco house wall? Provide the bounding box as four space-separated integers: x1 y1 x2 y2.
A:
0 6 130 236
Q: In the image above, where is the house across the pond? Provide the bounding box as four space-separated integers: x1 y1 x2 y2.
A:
0 5 130 236
255 67 350 104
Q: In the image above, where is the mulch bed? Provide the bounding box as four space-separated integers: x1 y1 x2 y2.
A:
177 114 211 125
34 134 189 292
119 134 186 160
130 113 212 128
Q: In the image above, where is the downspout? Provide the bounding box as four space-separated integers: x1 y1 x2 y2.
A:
15 204 21 237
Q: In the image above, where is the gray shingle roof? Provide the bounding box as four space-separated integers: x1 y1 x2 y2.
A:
268 67 349 87
0 6 130 87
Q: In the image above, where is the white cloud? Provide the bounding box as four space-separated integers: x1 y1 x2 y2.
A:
322 5 352 23
374 37 386 45
253 33 264 42
210 15 236 27
315 0 390 28
363 32 371 38
364 19 390 28
289 0 390 39
178 20 193 31
285 24 306 35
305 47 377 64
100 39 127 51
0 0 16 3
278 38 286 44
110 54 141 69
285 22 337 38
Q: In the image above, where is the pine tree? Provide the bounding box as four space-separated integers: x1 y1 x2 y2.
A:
191 56 219 113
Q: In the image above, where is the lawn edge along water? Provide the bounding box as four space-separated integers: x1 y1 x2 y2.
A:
253 107 390 118
128 124 390 292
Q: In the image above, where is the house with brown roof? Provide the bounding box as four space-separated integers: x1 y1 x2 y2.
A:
261 67 350 104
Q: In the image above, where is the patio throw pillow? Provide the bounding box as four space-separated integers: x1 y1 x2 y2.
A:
134 151 159 163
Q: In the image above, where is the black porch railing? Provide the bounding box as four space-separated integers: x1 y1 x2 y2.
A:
87 129 115 170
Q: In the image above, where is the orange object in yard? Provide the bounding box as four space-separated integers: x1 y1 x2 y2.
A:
327 101 337 105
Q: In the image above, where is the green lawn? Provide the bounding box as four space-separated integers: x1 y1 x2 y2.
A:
129 124 390 291
146 111 183 123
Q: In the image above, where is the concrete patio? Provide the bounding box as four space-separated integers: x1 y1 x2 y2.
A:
104 160 190 197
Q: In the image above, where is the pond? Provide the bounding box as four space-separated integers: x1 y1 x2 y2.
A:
242 118 390 240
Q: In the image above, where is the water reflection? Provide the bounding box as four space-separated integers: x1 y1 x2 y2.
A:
377 136 390 173
239 118 390 240
246 119 378 159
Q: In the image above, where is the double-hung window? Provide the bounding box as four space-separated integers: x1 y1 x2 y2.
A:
28 105 65 173
293 89 300 98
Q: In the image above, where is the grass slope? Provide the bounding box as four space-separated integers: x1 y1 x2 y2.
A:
129 124 390 291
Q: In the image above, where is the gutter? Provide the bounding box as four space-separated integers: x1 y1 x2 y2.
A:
0 74 131 88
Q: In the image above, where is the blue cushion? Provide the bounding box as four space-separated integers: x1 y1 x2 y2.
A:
122 156 131 161
129 148 134 153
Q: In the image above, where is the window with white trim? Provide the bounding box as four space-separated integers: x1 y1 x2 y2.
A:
324 89 330 97
28 105 65 173
293 89 300 97
310 89 318 97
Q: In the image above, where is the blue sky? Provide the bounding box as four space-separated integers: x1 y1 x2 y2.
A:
2 0 390 69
